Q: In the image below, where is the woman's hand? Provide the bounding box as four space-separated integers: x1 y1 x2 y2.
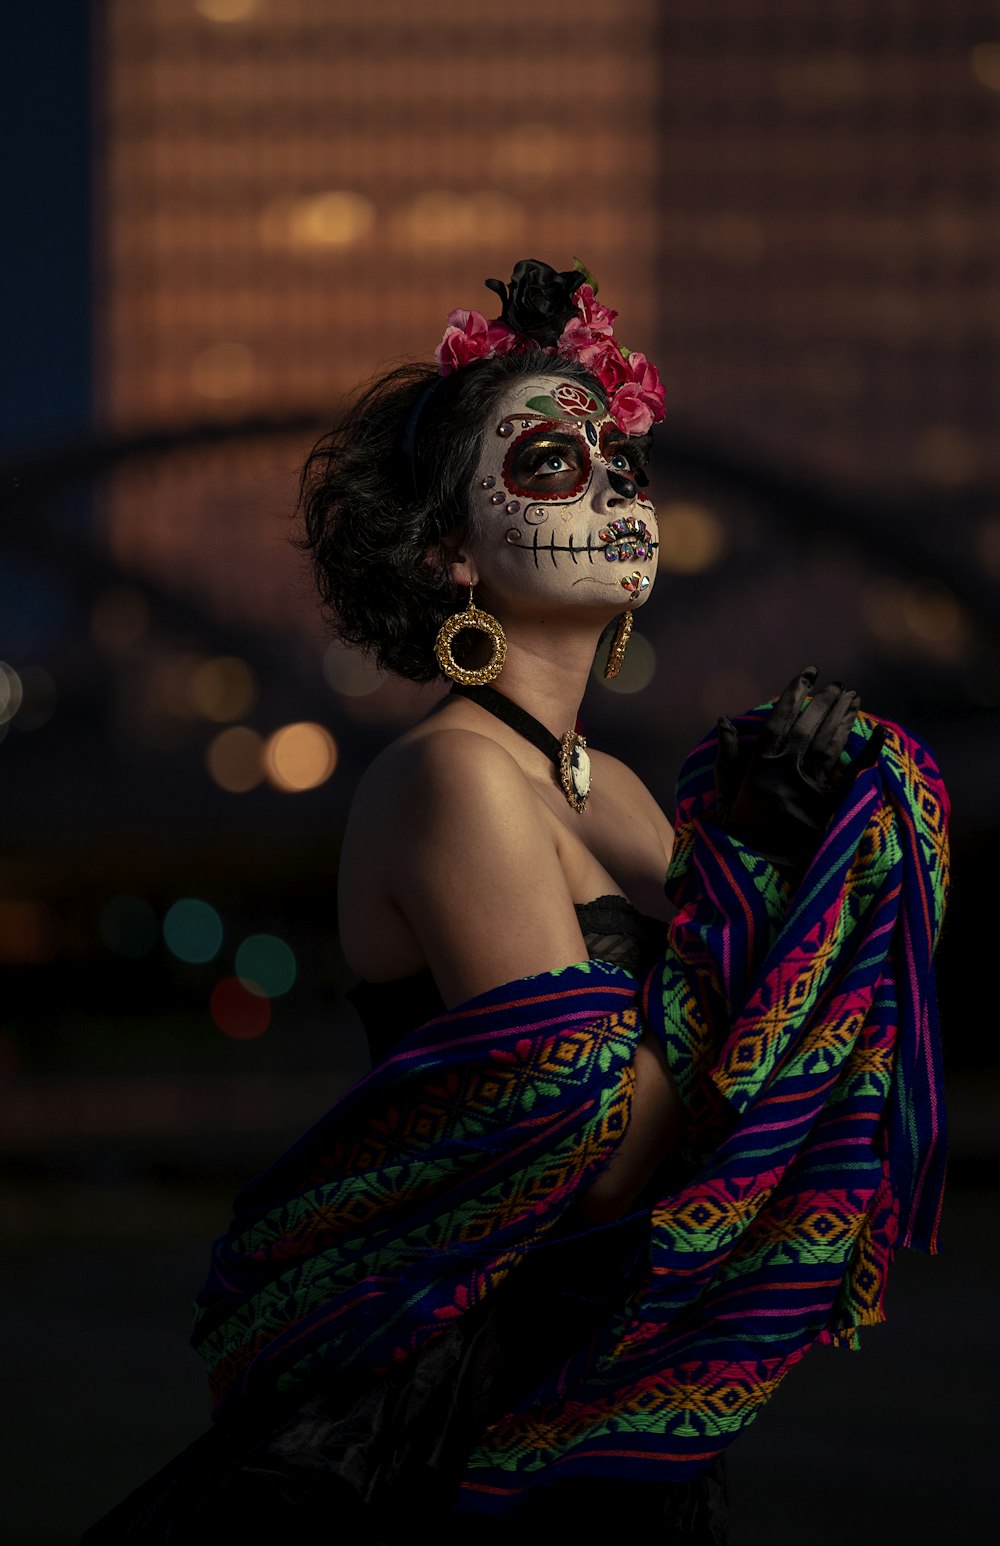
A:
714 666 885 872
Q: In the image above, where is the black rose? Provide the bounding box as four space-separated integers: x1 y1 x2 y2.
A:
484 259 586 347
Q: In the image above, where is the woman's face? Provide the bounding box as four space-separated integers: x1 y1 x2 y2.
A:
464 373 658 618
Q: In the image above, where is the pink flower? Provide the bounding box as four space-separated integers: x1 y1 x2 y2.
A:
572 282 617 335
608 386 656 436
558 320 630 394
435 309 518 374
608 350 666 434
625 351 665 403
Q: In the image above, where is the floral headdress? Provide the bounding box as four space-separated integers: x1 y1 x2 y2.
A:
434 258 666 437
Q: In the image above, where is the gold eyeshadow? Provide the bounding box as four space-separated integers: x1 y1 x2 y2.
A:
502 423 592 501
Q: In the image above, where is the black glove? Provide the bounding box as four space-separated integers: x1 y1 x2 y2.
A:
714 665 886 872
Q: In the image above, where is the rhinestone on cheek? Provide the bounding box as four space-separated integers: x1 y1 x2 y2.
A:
480 475 496 489
524 507 548 525
496 420 514 438
490 492 505 504
505 500 520 514
505 528 522 543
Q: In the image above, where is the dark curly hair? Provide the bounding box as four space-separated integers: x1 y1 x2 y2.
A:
297 348 611 684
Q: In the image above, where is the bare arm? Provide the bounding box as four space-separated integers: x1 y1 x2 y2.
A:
385 729 591 1007
381 730 684 1219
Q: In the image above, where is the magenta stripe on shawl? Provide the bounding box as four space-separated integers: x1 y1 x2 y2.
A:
382 989 636 1070
696 826 756 992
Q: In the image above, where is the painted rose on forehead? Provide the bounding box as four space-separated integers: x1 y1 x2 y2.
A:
523 381 607 419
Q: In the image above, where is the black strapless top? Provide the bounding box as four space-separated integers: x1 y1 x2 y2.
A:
347 894 667 1065
80 893 729 1543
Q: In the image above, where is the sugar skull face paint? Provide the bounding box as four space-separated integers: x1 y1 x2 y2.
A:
502 420 593 502
467 374 658 615
522 380 607 420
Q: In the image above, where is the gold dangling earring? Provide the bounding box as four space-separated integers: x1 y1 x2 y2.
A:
434 586 508 685
604 609 633 680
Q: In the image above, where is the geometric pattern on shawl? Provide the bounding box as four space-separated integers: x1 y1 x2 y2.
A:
190 711 948 1510
459 712 949 1504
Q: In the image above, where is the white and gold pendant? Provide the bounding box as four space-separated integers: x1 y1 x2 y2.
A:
559 731 591 813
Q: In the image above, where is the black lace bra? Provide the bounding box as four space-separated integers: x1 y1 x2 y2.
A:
347 893 666 1066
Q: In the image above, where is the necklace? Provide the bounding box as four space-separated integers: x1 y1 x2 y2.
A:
450 683 592 813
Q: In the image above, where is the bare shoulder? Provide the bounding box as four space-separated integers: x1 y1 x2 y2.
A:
351 724 530 824
340 726 588 1005
340 726 532 913
588 748 675 860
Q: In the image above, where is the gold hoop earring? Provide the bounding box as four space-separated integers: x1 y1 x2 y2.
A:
434 587 507 685
604 609 633 680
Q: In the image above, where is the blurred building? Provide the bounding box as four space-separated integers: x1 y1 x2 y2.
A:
3 0 998 994
96 0 1000 636
99 0 665 630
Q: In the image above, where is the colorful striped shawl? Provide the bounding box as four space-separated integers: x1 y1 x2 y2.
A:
191 712 949 1508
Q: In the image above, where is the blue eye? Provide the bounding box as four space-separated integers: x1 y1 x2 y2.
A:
544 454 569 472
610 453 631 471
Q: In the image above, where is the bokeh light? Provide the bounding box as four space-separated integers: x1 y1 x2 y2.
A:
235 933 296 997
0 663 24 725
322 642 382 698
210 976 271 1038
260 191 376 249
394 191 525 248
190 656 257 721
0 900 58 964
197 0 260 21
863 577 970 662
596 631 657 695
99 895 159 959
11 666 57 730
656 503 726 574
206 725 265 793
264 722 337 792
969 42 1000 92
163 898 224 963
489 125 573 182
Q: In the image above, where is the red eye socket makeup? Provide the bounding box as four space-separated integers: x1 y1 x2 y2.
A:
502 421 593 501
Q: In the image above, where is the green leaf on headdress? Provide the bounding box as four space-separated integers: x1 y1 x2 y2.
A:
619 344 632 360
525 393 568 418
572 256 599 294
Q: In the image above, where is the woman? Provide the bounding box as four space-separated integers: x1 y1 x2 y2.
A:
81 261 948 1544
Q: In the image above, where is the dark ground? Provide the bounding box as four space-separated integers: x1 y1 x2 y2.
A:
2 1164 994 1546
